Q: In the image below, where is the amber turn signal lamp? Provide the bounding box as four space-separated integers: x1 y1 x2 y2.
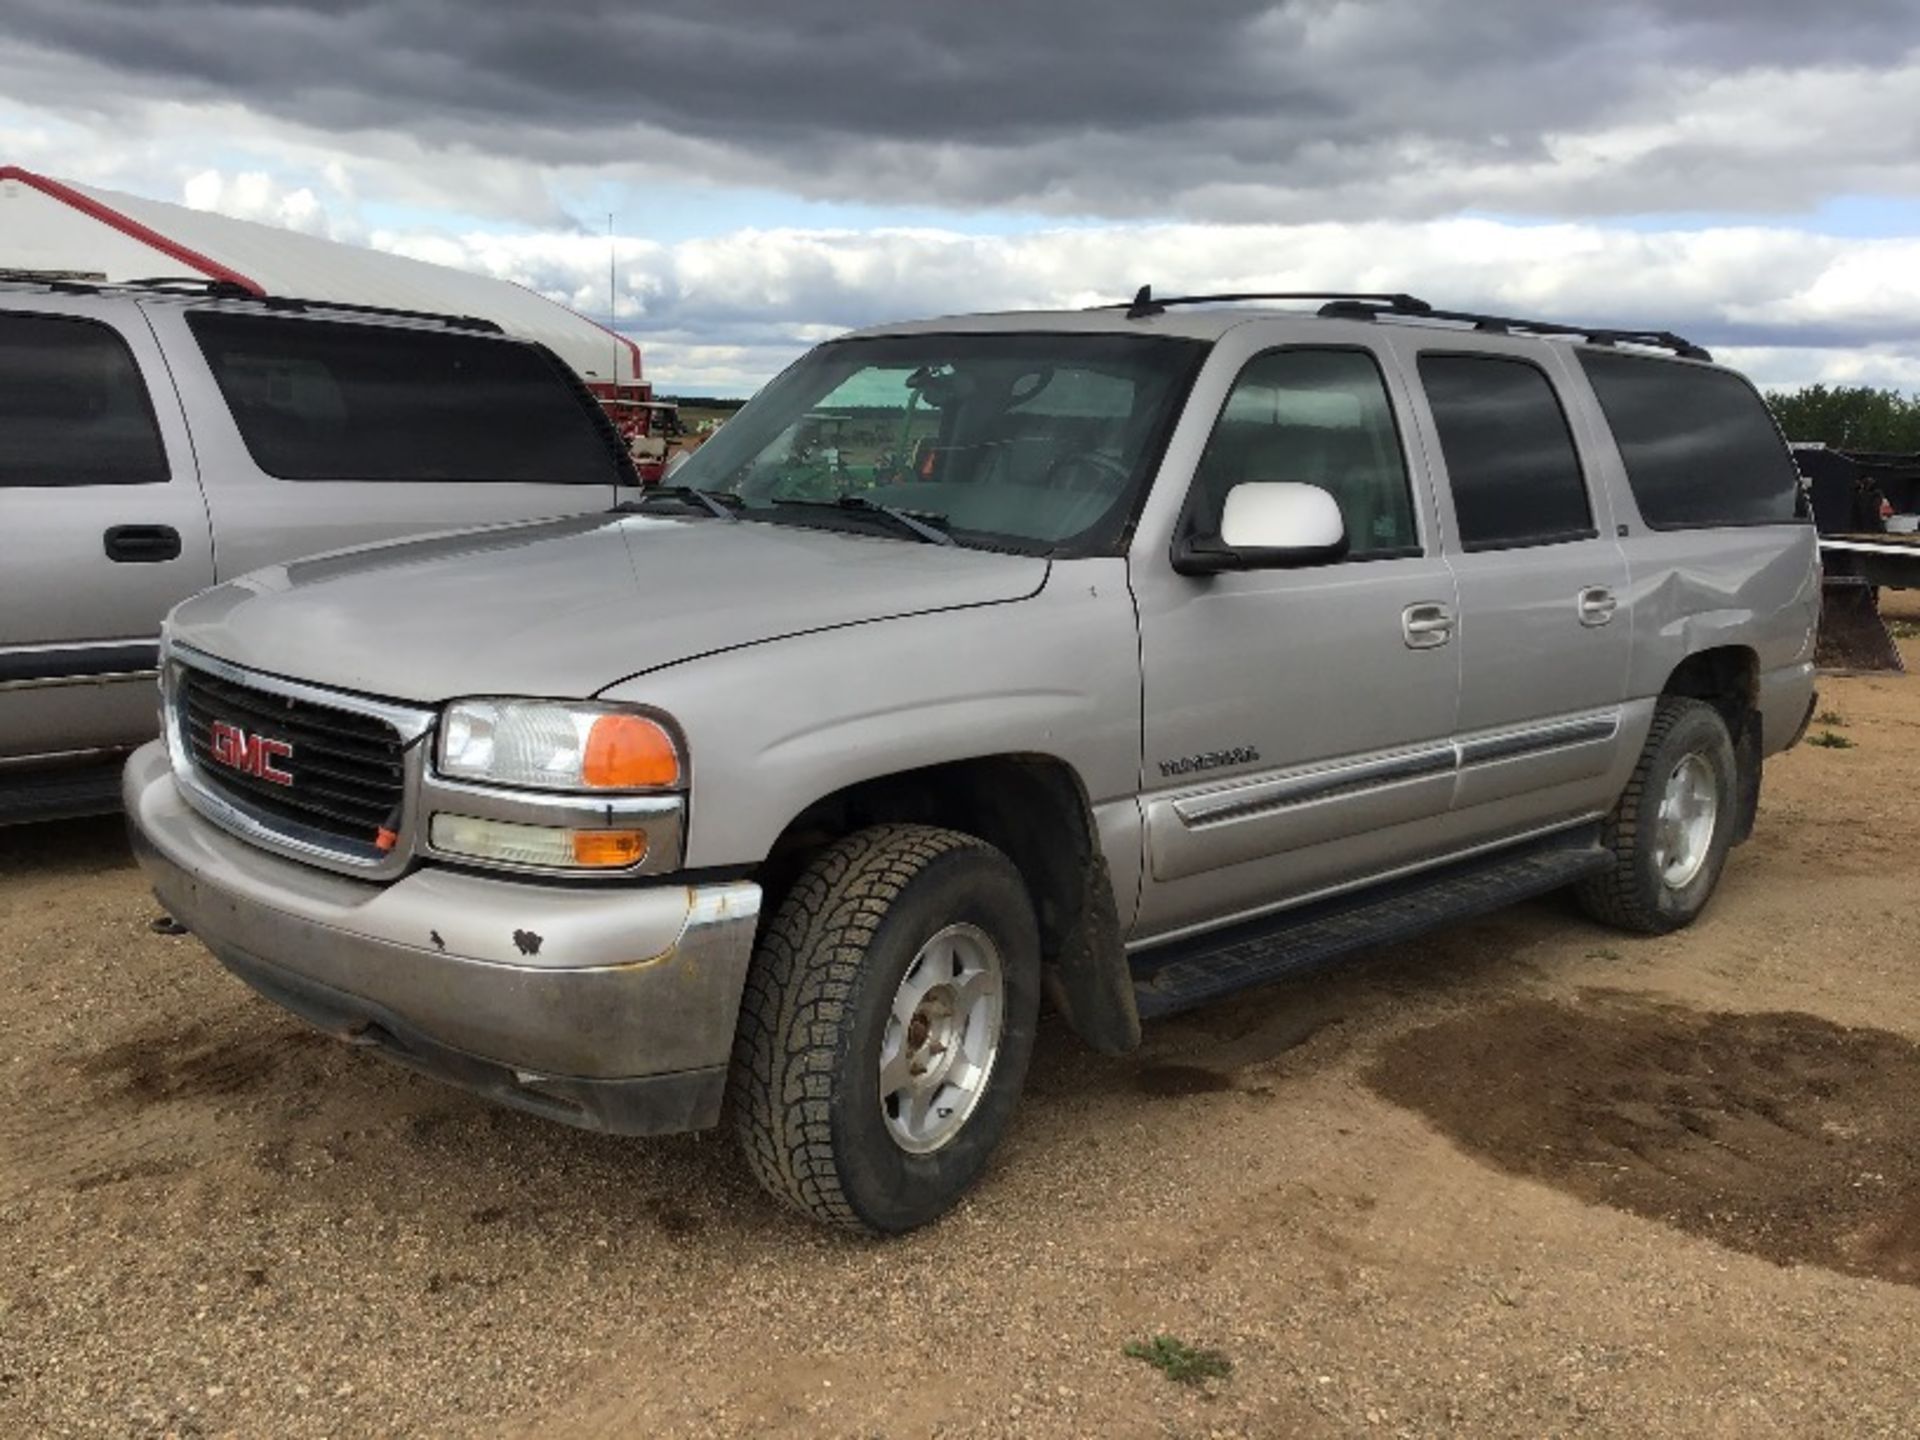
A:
582 714 680 788
571 829 650 868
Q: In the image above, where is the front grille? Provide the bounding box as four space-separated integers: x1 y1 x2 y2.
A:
179 665 406 850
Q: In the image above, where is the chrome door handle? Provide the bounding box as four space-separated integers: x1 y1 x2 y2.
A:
1577 586 1619 627
1402 602 1455 649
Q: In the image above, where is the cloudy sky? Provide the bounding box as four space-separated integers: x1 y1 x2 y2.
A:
6 0 1920 394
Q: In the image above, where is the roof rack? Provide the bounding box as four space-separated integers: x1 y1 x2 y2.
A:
1112 285 1428 321
121 275 261 300
243 295 503 335
1112 284 1712 361
0 272 503 335
1315 294 1711 361
137 278 504 334
0 266 109 289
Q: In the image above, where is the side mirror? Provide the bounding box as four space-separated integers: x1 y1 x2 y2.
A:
1173 482 1349 575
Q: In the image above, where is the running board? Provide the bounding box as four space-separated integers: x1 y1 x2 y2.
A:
0 757 127 825
1129 827 1610 1020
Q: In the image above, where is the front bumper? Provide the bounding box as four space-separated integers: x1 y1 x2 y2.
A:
123 741 762 1135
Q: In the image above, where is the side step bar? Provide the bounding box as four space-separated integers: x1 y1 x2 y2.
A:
0 757 128 826
1129 826 1611 1020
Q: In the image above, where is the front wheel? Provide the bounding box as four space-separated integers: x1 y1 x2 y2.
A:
1576 697 1739 934
730 824 1040 1232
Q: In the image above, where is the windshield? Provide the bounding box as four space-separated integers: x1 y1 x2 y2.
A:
669 332 1206 554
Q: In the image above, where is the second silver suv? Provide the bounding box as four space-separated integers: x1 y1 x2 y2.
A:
0 277 639 822
127 290 1819 1233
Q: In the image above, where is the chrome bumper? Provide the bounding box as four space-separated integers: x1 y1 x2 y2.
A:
123 741 761 1135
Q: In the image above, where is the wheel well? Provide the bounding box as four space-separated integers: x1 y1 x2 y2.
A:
1661 645 1762 843
756 756 1141 1053
1662 646 1758 727
759 756 1096 957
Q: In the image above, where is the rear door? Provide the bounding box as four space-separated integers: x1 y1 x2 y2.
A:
0 299 215 766
1573 349 1818 755
1392 339 1633 837
145 305 638 580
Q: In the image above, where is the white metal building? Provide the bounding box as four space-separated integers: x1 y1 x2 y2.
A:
0 165 642 389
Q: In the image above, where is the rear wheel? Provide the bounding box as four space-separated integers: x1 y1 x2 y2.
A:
730 824 1040 1232
1576 697 1738 934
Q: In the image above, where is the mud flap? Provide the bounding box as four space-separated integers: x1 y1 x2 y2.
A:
1816 578 1905 673
1732 709 1763 845
1042 857 1142 1055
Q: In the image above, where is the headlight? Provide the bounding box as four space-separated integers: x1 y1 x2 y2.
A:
438 699 681 791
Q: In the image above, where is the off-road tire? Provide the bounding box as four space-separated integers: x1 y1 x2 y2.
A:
1575 697 1738 934
730 824 1041 1232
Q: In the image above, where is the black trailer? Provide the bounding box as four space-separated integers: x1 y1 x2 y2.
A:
1792 444 1920 672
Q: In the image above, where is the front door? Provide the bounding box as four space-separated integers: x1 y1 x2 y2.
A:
0 301 215 766
1132 342 1460 941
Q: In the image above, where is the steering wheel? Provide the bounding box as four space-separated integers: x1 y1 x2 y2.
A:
1041 450 1131 493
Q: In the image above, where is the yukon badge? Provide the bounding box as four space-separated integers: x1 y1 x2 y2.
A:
1159 745 1260 778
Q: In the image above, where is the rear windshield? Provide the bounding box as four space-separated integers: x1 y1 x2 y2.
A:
189 311 624 485
1578 351 1802 529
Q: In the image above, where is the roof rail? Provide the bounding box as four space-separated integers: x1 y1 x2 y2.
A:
1315 294 1712 361
1108 284 1712 361
122 275 262 300
1111 284 1431 321
9 273 505 335
0 266 109 288
234 294 505 335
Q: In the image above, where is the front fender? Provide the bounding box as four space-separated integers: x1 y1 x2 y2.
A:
600 558 1142 872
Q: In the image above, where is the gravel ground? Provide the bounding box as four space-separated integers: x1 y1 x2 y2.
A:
4 603 1920 1438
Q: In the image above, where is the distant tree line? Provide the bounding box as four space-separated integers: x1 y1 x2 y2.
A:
1766 385 1920 453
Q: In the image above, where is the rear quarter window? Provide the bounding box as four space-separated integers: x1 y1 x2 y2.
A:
0 311 169 486
1578 350 1801 528
188 311 625 485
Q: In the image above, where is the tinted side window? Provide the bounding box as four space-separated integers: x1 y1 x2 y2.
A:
0 312 169 487
1190 349 1418 559
1579 351 1801 528
1419 355 1594 551
188 312 623 485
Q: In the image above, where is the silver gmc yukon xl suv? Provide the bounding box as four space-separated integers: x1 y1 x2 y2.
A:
126 290 1821 1233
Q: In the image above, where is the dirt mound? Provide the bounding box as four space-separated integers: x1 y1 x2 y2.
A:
1368 991 1920 1287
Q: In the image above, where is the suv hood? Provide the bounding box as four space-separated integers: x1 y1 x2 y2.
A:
167 513 1048 703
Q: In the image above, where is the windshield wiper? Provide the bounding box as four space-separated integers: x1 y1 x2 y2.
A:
618 485 741 522
779 493 954 546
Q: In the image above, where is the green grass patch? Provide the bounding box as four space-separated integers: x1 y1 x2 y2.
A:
1123 1335 1233 1387
1815 709 1847 727
1888 619 1920 640
1807 730 1856 749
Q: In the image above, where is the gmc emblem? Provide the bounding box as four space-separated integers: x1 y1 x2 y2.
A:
208 720 294 786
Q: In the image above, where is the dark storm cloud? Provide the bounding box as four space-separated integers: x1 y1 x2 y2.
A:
6 0 1920 220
